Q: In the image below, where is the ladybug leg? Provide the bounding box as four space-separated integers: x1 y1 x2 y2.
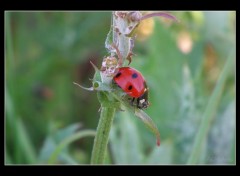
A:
131 98 135 106
136 97 141 108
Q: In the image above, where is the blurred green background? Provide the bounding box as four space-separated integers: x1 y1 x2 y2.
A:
5 11 236 164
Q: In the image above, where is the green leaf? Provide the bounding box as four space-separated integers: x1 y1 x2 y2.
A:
6 87 37 164
109 91 160 147
39 123 81 163
15 118 37 163
48 129 95 164
135 109 161 146
187 50 235 164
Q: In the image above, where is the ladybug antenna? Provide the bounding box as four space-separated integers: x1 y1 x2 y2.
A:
111 43 123 67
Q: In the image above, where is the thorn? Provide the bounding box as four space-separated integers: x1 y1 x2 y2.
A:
73 82 94 91
90 61 99 72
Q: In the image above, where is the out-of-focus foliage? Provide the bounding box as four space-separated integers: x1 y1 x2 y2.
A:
5 11 235 164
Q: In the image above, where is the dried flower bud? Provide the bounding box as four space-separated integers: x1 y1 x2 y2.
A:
127 11 142 22
115 11 128 19
101 56 118 77
100 56 118 84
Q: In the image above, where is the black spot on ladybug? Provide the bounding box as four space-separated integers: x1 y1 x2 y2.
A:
132 73 138 79
128 85 133 90
115 72 121 78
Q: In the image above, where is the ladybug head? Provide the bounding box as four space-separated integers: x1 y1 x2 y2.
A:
137 88 150 109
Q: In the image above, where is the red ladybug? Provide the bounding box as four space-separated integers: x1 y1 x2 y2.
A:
113 67 149 109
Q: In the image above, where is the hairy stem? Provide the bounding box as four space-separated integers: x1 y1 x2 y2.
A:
91 107 116 164
91 11 138 164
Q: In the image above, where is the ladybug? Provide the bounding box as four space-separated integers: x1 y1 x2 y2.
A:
113 67 150 109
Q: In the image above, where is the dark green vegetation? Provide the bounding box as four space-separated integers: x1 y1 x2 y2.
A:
6 11 235 164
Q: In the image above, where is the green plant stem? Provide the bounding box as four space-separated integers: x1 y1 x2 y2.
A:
6 13 21 163
91 107 116 164
48 130 96 164
187 51 235 164
90 11 129 165
91 11 140 164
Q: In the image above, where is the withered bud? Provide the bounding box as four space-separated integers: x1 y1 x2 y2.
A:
115 11 128 18
101 56 118 77
127 11 142 22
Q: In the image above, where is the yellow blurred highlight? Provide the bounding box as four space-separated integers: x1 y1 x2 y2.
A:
177 31 193 54
136 18 155 41
190 11 204 26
